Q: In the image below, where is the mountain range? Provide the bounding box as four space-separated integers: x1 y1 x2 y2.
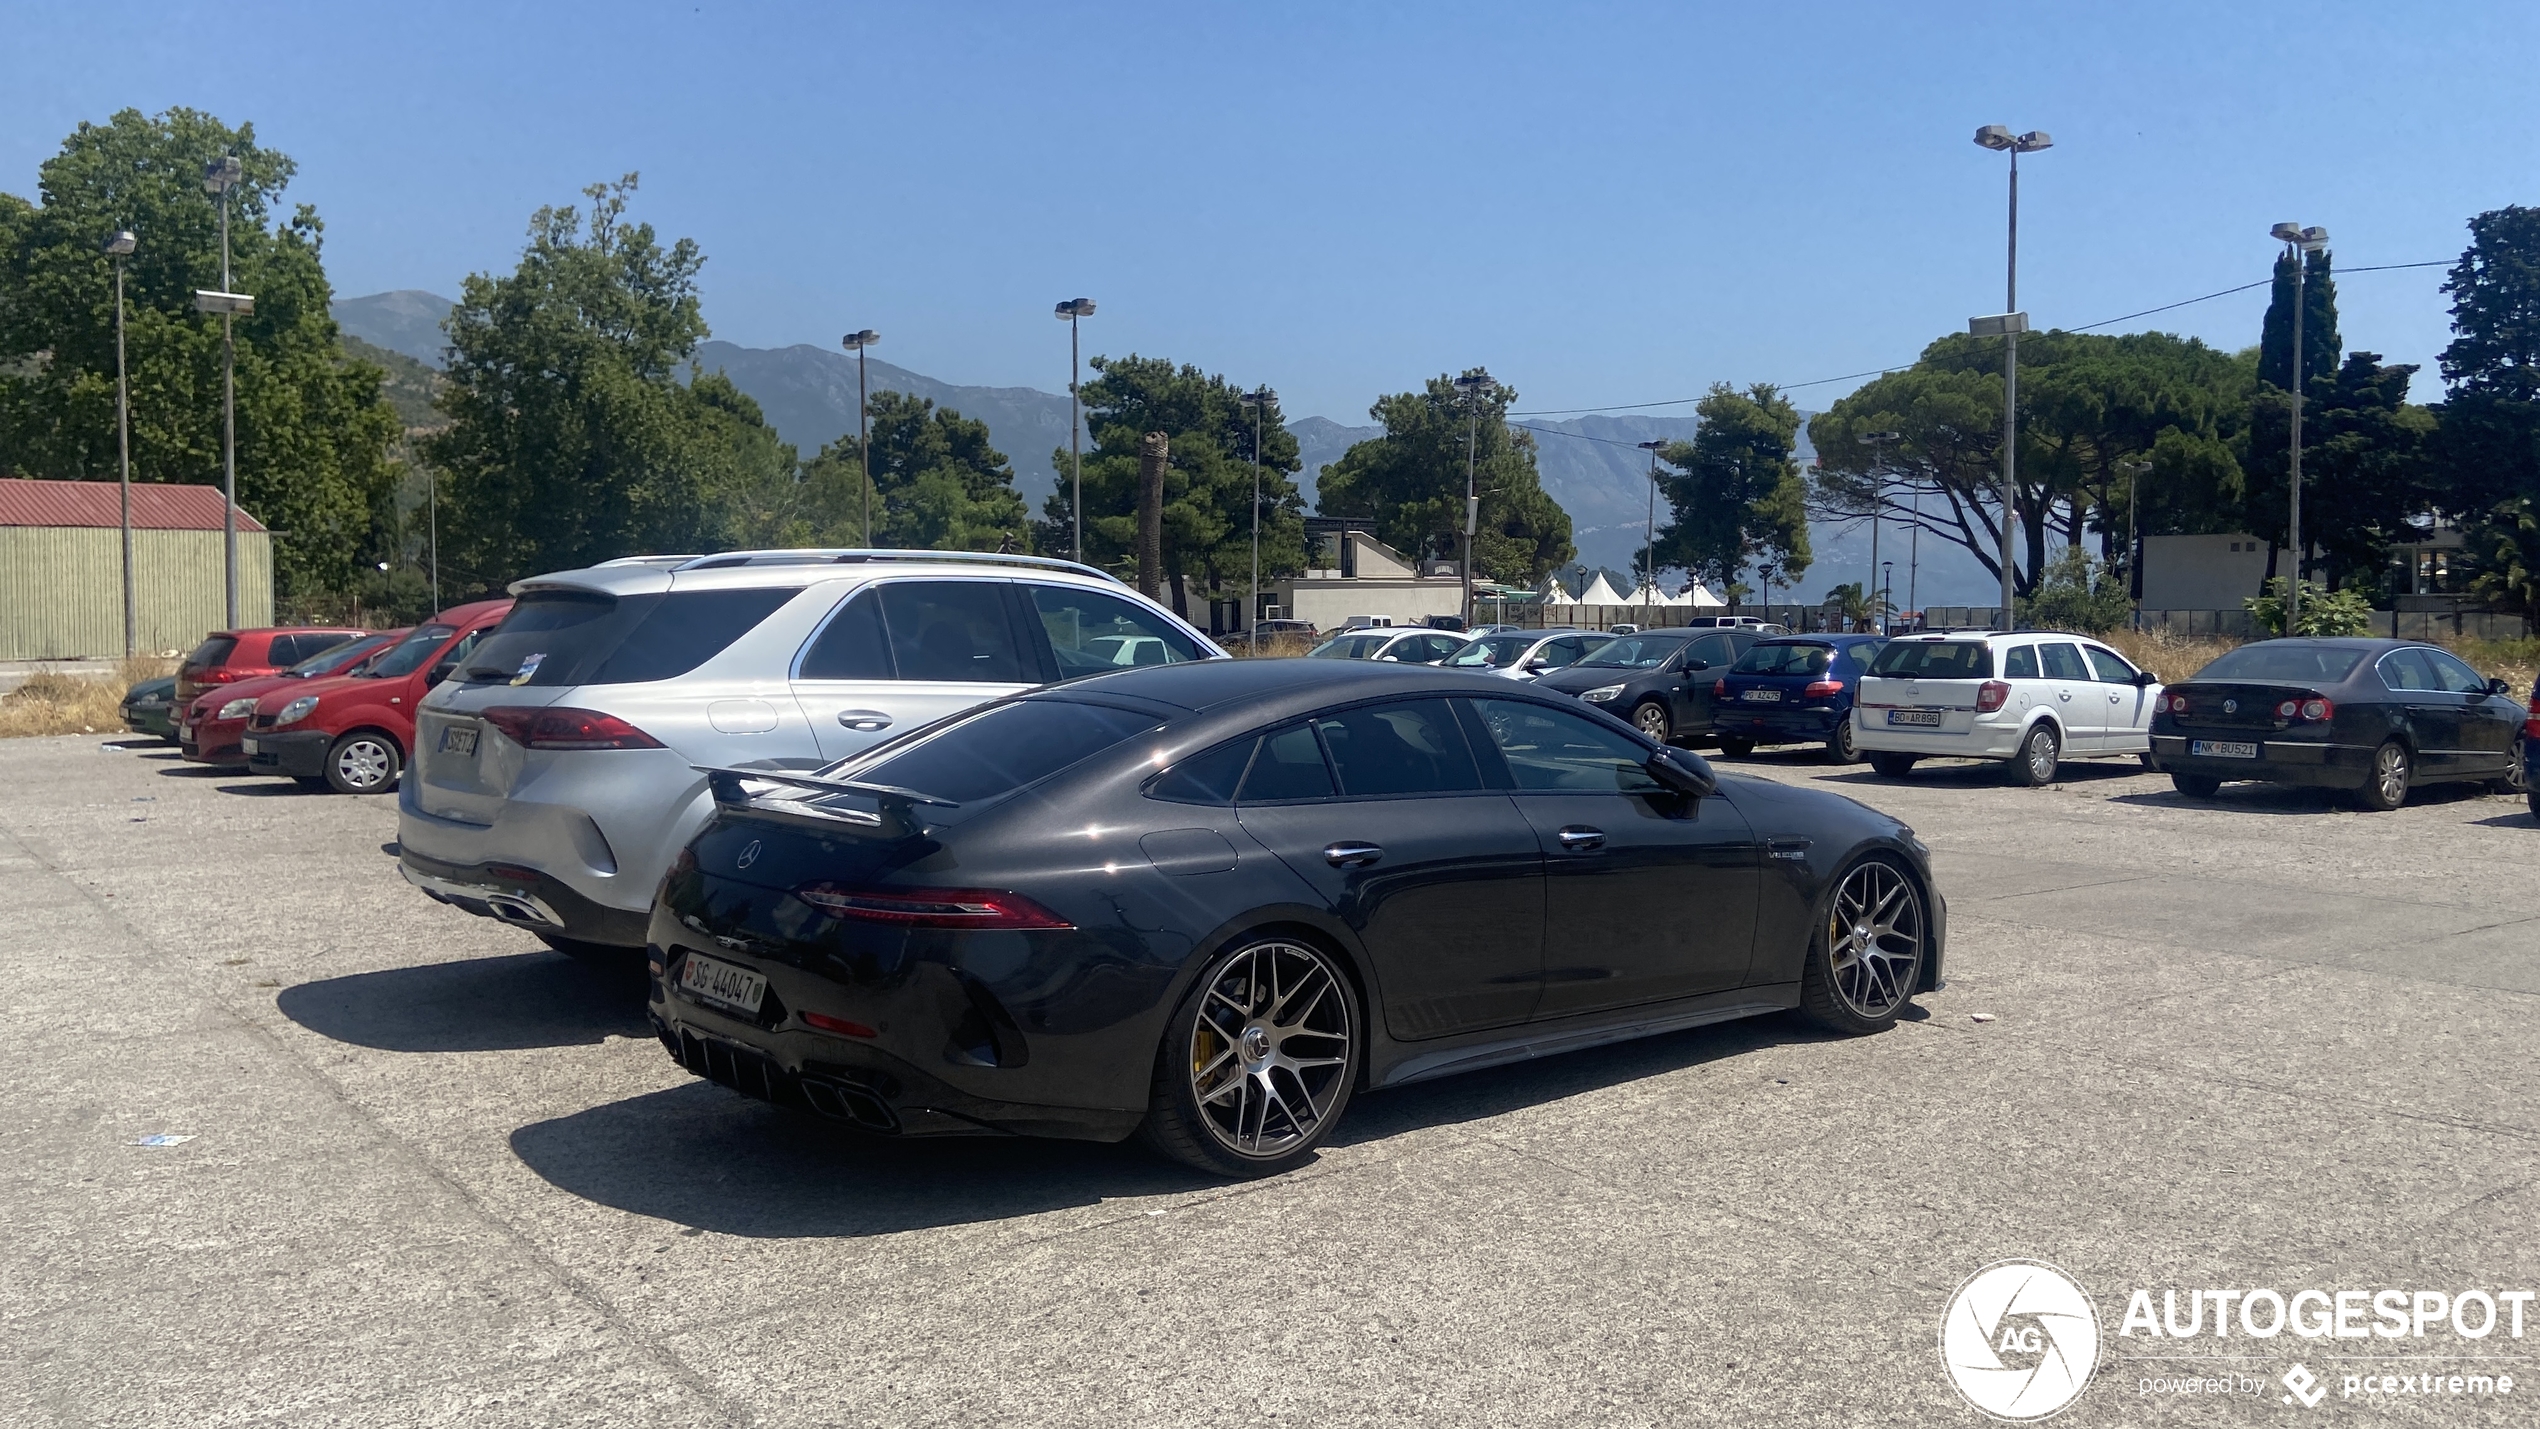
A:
332 290 1997 602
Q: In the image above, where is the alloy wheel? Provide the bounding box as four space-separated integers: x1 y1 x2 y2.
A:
2506 735 2529 795
335 738 393 791
1824 861 1923 1021
1186 941 1353 1160
1633 702 1671 743
2369 742 2410 809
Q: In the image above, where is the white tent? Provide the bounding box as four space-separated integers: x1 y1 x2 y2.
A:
1541 579 1577 606
1577 573 1627 605
1681 581 1726 608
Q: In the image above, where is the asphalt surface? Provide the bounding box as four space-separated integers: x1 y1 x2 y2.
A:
6 732 2539 1427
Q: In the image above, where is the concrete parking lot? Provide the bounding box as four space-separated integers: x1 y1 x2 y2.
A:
6 732 2539 1427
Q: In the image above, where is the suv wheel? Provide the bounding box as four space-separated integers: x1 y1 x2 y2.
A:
2008 724 2060 787
325 731 402 795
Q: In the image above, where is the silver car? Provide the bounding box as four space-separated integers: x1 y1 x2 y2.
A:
1439 628 1602 681
396 550 1226 953
1304 627 1469 663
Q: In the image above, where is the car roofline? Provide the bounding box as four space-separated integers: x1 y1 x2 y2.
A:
670 548 1126 585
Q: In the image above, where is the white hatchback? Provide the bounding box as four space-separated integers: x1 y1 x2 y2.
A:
1852 631 2164 785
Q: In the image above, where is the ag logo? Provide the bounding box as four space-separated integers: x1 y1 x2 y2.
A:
735 840 761 870
1940 1260 2100 1420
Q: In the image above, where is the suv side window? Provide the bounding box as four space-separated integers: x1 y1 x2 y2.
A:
799 590 894 679
879 582 1029 682
2039 643 2090 680
2084 646 2137 683
2002 644 2040 679
1027 584 1204 677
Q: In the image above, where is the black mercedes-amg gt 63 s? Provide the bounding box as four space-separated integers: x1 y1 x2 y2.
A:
648 659 1945 1177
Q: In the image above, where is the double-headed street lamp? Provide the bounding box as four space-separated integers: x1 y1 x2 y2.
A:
197 155 250 629
1972 125 2050 632
1238 386 1275 648
1054 298 1096 561
1451 371 1498 626
1637 440 1667 605
106 229 137 658
840 329 880 544
2271 221 2330 632
1859 430 1901 634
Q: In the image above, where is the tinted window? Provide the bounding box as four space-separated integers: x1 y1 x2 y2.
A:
879 582 1029 682
1239 724 1335 802
1578 635 1689 669
289 632 394 677
2039 643 2090 680
1445 634 1530 669
1868 641 1992 679
187 635 239 669
1031 585 1205 678
852 699 1159 804
2376 650 2435 691
1473 700 1663 794
2197 644 2366 683
1147 737 1256 805
2421 649 2489 694
2084 646 2137 683
1542 637 1588 666
1313 699 1482 796
798 591 892 679
2002 645 2040 679
1308 633 1389 660
1734 642 1833 676
367 624 457 678
464 588 793 686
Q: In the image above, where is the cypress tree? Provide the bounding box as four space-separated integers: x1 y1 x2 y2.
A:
2258 248 2341 393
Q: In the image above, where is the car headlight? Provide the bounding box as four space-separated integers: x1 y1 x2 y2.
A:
274 696 319 726
218 697 257 720
1582 684 1625 702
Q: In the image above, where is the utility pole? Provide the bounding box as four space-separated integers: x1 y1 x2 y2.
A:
1859 431 1901 635
2271 223 2329 632
1055 299 1096 561
1973 126 2051 632
1637 440 1667 609
106 230 137 657
1239 386 1274 648
202 156 246 630
842 330 880 545
1451 371 1498 627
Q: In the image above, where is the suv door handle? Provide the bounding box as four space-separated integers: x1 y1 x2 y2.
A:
836 710 894 731
1322 842 1382 868
1556 826 1606 851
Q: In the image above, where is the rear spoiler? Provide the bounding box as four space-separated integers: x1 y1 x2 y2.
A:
694 766 955 836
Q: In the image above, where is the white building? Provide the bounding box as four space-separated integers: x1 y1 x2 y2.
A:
1271 525 1465 631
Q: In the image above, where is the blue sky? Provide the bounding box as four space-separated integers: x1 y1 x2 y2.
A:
7 2 2536 425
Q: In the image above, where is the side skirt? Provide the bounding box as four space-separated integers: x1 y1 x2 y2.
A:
1371 983 1801 1090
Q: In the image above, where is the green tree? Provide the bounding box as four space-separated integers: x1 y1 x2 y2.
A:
1036 355 1306 616
2258 247 2340 394
2243 352 2435 594
1651 382 1810 594
1315 372 1573 585
2433 205 2540 612
0 107 400 596
2245 576 2372 637
424 177 797 587
799 391 1030 552
2014 546 2133 634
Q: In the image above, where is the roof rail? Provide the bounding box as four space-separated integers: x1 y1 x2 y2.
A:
593 554 703 568
671 548 1126 586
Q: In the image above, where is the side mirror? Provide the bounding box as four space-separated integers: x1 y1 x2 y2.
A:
2131 670 2159 687
2490 678 2514 697
1647 747 1717 798
1682 658 1709 673
426 661 456 688
1523 658 1548 672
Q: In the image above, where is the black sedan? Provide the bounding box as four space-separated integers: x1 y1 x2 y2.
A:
2151 637 2526 810
1531 627 1761 745
650 659 1943 1177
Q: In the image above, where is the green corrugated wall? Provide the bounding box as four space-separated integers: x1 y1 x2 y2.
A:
0 527 274 659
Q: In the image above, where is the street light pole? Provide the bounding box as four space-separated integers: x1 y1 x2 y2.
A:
2270 223 2329 632
1974 126 2051 632
1636 440 1667 606
1055 299 1096 561
1859 431 1900 634
1451 371 1498 628
106 230 137 658
841 330 880 545
203 155 244 630
2118 456 2150 628
1240 386 1274 648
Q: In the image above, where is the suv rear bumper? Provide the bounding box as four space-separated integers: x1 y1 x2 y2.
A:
398 847 651 947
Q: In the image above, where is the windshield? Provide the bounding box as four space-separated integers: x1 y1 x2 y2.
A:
365 624 456 679
1445 634 1534 669
1308 633 1390 659
288 631 397 678
1577 635 1688 669
1869 640 1992 679
2194 643 2367 683
1733 642 1833 677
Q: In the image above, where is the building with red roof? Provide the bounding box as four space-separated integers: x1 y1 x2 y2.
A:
0 479 273 659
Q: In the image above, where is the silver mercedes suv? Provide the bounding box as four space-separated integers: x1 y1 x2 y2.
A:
396 550 1227 952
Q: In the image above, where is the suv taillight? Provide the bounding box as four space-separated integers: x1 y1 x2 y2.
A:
480 706 664 750
1976 680 2010 714
1802 679 1843 700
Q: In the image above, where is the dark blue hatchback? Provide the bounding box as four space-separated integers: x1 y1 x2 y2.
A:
1711 634 1889 762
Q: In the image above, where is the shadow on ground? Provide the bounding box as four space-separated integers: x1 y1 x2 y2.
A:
507 1010 1835 1239
279 950 650 1052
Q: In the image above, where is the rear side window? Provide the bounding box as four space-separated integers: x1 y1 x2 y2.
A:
2039 643 2090 680
1870 641 1993 679
1239 725 1336 802
1148 737 1257 805
852 699 1159 804
188 636 239 669
462 589 792 686
799 592 893 679
1313 699 1482 797
1029 585 1204 678
2003 646 2040 678
881 582 1029 682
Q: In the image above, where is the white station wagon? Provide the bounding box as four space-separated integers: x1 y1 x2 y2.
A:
1852 630 2165 785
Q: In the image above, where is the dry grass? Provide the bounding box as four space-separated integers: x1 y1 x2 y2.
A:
1227 632 1320 658
2445 636 2539 695
0 657 175 739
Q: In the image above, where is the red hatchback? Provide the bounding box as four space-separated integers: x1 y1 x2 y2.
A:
175 626 369 703
179 629 409 767
244 600 513 794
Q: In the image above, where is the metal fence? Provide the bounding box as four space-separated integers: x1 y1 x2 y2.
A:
1493 603 2532 641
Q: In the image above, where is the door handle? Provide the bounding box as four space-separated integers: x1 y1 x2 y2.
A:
836 710 894 732
1556 826 1606 852
1322 842 1383 868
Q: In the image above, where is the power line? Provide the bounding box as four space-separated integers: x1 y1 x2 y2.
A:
1505 258 2454 417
